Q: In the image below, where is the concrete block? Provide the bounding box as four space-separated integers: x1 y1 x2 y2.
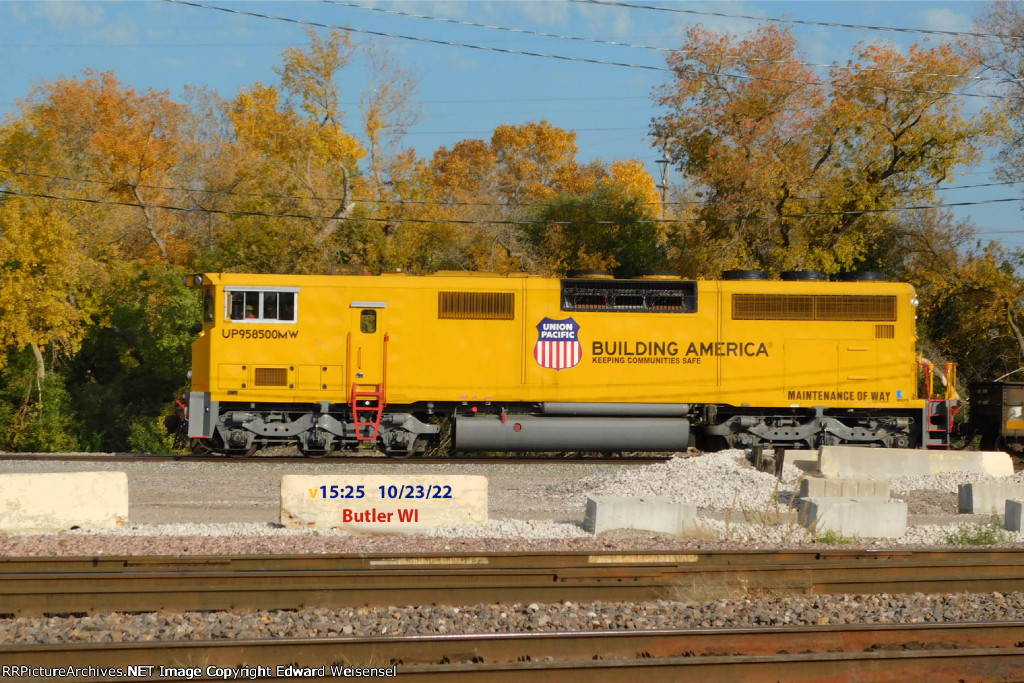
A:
958 481 1024 515
799 497 907 539
280 475 488 532
797 478 890 499
1005 500 1023 532
819 446 1014 479
583 496 696 536
0 471 128 532
784 450 820 475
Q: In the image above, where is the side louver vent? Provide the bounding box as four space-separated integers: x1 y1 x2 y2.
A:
733 294 896 321
438 291 515 320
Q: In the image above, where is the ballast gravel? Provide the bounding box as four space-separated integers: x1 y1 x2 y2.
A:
4 592 1024 645
545 449 805 510
4 449 1024 647
1 448 1023 553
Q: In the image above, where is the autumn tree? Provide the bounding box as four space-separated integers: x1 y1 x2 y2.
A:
652 25 1004 276
0 71 204 450
0 198 99 380
425 121 662 273
361 44 422 198
977 2 1024 201
210 30 366 273
1 70 192 267
894 208 1024 384
524 186 666 277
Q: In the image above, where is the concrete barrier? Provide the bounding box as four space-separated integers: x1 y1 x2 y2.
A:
958 482 1024 515
1005 500 1024 532
799 497 907 539
784 450 820 475
583 496 696 536
0 471 128 531
819 446 1013 479
797 478 890 499
281 475 488 532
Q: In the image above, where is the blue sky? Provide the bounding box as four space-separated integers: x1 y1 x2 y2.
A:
2 0 1021 249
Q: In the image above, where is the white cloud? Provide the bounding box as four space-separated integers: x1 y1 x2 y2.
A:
916 7 972 35
515 0 571 27
102 20 139 45
28 1 105 32
575 1 634 38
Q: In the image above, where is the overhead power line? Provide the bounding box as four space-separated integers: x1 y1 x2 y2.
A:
162 0 668 72
4 185 1022 226
322 0 671 51
4 167 1021 212
328 0 1014 85
161 0 1011 101
572 0 1024 42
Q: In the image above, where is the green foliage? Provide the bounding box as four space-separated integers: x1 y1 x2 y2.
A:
128 415 176 455
943 515 1007 546
815 529 861 545
524 188 667 277
652 24 1005 277
64 267 200 452
0 348 81 452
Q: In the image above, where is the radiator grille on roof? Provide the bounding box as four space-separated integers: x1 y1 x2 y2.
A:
732 294 896 321
561 279 697 313
438 291 515 320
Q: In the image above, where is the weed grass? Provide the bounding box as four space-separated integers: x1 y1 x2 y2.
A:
814 529 861 545
944 514 1007 546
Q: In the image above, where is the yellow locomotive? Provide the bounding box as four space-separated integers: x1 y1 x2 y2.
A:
184 270 954 456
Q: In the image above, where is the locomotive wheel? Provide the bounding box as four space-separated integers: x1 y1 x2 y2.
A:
382 441 412 458
297 444 332 458
189 438 213 455
225 444 260 458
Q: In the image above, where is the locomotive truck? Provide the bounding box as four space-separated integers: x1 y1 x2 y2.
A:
182 270 957 457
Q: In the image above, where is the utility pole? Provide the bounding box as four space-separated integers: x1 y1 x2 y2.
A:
655 152 670 220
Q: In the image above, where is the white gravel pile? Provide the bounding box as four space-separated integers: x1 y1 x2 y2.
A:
890 469 1024 494
546 450 803 511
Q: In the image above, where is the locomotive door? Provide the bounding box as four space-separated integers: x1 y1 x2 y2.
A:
349 302 388 442
350 303 387 391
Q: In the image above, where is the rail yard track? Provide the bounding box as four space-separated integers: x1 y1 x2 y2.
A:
4 551 1024 681
5 623 1024 681
5 549 1024 616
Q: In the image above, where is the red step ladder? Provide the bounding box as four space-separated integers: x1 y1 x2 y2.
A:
351 383 385 441
920 362 958 449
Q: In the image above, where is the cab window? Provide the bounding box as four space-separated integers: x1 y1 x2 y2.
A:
227 289 298 322
203 292 214 323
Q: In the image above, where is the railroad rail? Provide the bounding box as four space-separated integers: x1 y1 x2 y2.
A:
4 549 1024 616
0 453 674 465
3 623 1024 681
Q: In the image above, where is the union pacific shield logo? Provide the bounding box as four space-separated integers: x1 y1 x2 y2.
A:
535 317 582 370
